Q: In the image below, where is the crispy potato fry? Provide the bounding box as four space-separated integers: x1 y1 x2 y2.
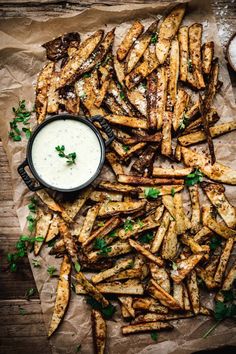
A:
167 38 179 109
152 167 193 178
132 297 168 314
147 70 158 129
173 282 184 309
195 266 218 290
148 279 182 310
180 234 208 254
155 66 168 129
129 239 164 266
104 114 148 129
45 215 59 243
186 270 200 315
118 296 135 318
126 84 147 117
35 62 55 124
106 152 124 176
49 238 65 256
119 215 159 240
133 311 193 324
113 57 125 87
162 195 175 219
155 4 186 64
185 100 199 120
90 191 123 202
122 133 162 146
108 268 142 282
125 21 158 74
99 181 140 194
202 41 214 75
117 21 144 61
78 204 101 243
181 146 236 185
201 182 236 229
122 321 173 334
87 241 132 262
193 226 213 244
96 279 144 295
178 121 236 146
161 112 172 157
34 209 52 256
47 71 60 114
178 26 188 82
59 220 78 265
161 221 178 260
118 174 184 186
173 89 189 131
150 263 171 293
175 143 182 162
36 189 63 213
171 254 204 283
91 310 106 354
183 109 219 135
188 23 205 89
48 255 71 337
91 259 132 284
61 187 92 223
42 32 80 62
151 210 171 253
173 192 191 235
202 205 236 239
214 237 234 284
107 80 134 116
94 77 111 108
189 184 201 234
98 200 146 217
131 145 157 175
220 262 236 292
183 284 191 311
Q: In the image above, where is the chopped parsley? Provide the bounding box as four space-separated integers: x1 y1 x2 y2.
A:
86 296 116 320
150 331 159 342
74 261 81 273
83 73 91 78
137 219 144 228
9 100 32 141
120 91 125 100
151 33 158 44
32 259 41 268
47 266 57 277
179 115 189 130
171 187 176 197
94 238 111 256
124 218 134 232
108 230 117 238
19 306 27 316
97 222 105 227
55 145 77 165
144 187 160 199
122 145 130 152
139 231 154 244
209 235 222 251
25 287 36 300
185 169 203 186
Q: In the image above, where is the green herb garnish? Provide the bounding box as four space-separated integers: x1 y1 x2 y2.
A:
171 187 176 197
74 261 81 273
139 231 154 244
32 259 41 268
150 331 159 342
124 218 134 232
47 266 57 277
137 219 144 228
97 222 105 227
76 344 82 352
9 100 32 141
185 169 203 186
108 231 117 238
55 145 77 165
151 33 158 44
25 287 36 300
86 296 116 320
122 145 130 152
209 235 222 251
120 91 125 100
83 73 91 78
94 238 111 256
144 187 160 199
179 115 189 130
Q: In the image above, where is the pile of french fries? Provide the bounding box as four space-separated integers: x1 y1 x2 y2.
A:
32 3 236 352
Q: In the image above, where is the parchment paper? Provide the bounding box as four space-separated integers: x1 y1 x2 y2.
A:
0 1 236 353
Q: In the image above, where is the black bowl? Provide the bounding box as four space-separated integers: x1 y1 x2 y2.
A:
18 114 114 193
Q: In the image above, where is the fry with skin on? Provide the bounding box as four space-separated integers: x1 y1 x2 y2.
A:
173 88 189 131
173 192 191 235
156 66 168 129
117 20 144 61
48 255 71 337
104 114 148 129
188 23 205 89
173 282 184 309
147 279 182 310
138 185 184 199
125 84 147 117
119 215 159 240
106 152 124 176
132 297 168 314
215 262 236 301
91 310 106 354
133 311 193 324
108 268 142 282
189 184 201 234
178 26 188 82
87 241 132 262
161 221 178 260
167 38 179 110
45 215 59 242
151 210 171 253
119 296 135 318
62 187 92 223
162 195 175 219
202 41 214 75
59 220 78 266
96 279 144 295
36 189 63 213
152 167 193 178
91 259 133 284
150 263 171 293
170 254 204 283
98 200 146 217
118 174 184 186
147 71 158 129
99 181 140 194
79 204 101 243
129 239 164 266
34 209 52 256
90 191 123 202
161 112 172 157
122 321 173 335
214 237 234 284
186 270 200 315
183 109 219 135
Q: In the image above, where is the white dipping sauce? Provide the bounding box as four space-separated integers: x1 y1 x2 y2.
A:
31 119 102 190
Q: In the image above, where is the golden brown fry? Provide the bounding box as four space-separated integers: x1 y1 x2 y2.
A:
220 262 236 292
119 216 159 240
167 38 179 109
119 296 135 318
170 254 204 283
132 297 168 314
47 71 60 114
113 57 125 87
48 255 71 337
91 259 132 284
138 185 184 199
151 210 171 253
178 26 188 82
90 191 123 202
61 187 92 223
180 234 208 254
131 145 157 174
201 182 236 229
148 279 182 310
107 80 134 116
36 189 63 213
161 221 178 260
152 167 193 178
106 152 124 176
126 84 147 117
189 184 201 234
202 41 214 75
94 77 111 108
122 321 173 334
183 284 191 311
147 70 158 129
173 192 191 235
87 241 132 262
188 24 205 89
78 204 101 243
45 215 59 243
175 143 182 162
91 310 106 354
96 279 144 295
49 238 65 255
186 270 200 315
173 282 184 309
108 268 142 282
129 239 164 266
214 237 234 284
98 200 146 217
118 174 184 186
155 4 186 64
173 89 189 131
83 217 121 247
133 312 193 324
99 181 140 194
59 220 78 265
34 209 52 256
150 263 171 293
162 195 175 219
181 146 236 185
104 114 148 129
161 112 172 157
117 20 144 61
156 66 168 129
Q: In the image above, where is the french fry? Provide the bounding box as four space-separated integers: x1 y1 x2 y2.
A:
126 84 147 117
149 263 171 293
87 241 132 262
108 268 142 282
152 167 193 178
78 204 101 243
91 310 106 354
178 26 188 82
167 38 179 109
171 254 204 283
162 195 175 219
125 21 158 74
202 205 236 239
202 41 214 75
147 279 182 310
104 94 125 115
189 184 201 234
91 259 132 284
34 209 52 256
173 282 184 309
131 145 157 175
183 284 191 311
147 71 158 129
151 210 171 253
156 66 168 129
47 71 60 114
161 112 172 157
113 57 125 87
175 143 182 162
48 255 71 337
117 21 144 61
118 296 135 318
107 80 134 116
45 215 59 243
90 191 123 202
219 262 236 293
96 279 144 295
173 192 191 235
122 321 173 335
119 216 159 240
94 77 111 108
193 226 213 244
186 270 200 315
173 89 189 131
104 114 148 129
35 62 55 124
99 181 140 194
161 221 178 260
36 189 63 213
106 152 124 176
132 297 168 314
129 239 164 266
214 237 234 284
181 146 236 185
133 312 193 324
154 205 165 222
184 100 199 120
59 220 78 265
188 23 205 89
118 174 184 186
201 182 236 229
183 109 219 135
61 187 92 223
98 200 146 217
178 121 236 146
180 234 208 254
49 238 65 255
155 4 186 64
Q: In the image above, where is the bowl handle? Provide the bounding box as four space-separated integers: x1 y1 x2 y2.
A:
18 159 43 191
90 115 115 146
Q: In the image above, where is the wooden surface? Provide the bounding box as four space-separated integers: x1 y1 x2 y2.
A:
0 1 235 354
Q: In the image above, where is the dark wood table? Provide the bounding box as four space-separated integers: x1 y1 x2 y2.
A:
0 1 235 354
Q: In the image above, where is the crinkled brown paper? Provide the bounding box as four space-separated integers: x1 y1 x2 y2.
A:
0 0 236 353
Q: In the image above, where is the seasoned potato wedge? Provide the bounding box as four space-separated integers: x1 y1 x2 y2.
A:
170 254 204 283
148 279 182 310
91 310 106 354
96 279 144 295
62 187 92 223
167 38 179 110
132 297 168 314
189 184 201 234
151 210 171 253
173 192 191 235
188 23 205 89
118 174 184 186
106 152 124 176
161 112 172 157
91 259 132 284
156 66 168 129
104 114 148 129
117 20 144 61
186 270 200 315
202 41 214 75
98 200 146 217
36 189 63 213
34 209 52 256
129 239 164 266
214 237 234 284
173 89 189 131
78 204 101 243
45 215 59 243
153 167 192 178
178 26 188 82
122 321 173 334
150 263 171 293
147 71 158 129
87 241 132 262
161 221 178 260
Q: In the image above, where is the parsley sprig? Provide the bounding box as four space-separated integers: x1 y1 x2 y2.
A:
179 115 189 130
185 169 203 186
139 231 154 244
9 100 32 141
47 266 57 277
86 296 116 320
55 145 77 165
94 238 111 256
151 33 158 44
144 187 160 199
209 235 222 251
124 218 134 232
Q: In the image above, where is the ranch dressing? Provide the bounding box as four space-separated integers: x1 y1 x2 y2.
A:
31 119 102 190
